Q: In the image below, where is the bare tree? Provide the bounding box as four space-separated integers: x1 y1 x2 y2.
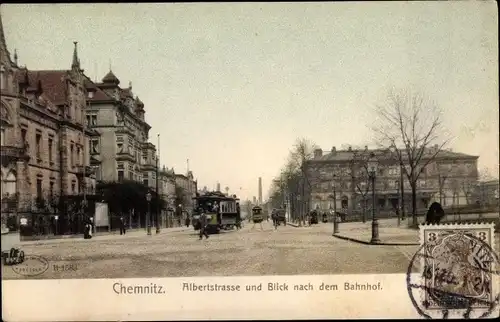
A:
269 137 318 225
348 149 372 222
373 88 451 226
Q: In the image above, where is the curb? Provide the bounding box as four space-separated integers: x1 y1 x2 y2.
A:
332 234 419 246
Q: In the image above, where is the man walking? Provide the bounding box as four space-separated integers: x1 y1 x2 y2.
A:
119 216 126 235
199 211 209 240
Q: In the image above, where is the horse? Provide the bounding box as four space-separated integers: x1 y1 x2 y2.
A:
425 202 445 225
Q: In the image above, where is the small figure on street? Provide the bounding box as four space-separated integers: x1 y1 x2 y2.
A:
83 217 93 239
119 216 126 235
272 211 278 230
198 212 209 240
185 216 190 228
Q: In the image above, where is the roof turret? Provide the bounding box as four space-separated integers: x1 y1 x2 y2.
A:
102 70 120 85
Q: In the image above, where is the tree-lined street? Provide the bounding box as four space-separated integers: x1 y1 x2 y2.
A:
2 221 424 280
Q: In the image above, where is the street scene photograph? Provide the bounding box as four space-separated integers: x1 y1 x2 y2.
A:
1 2 498 281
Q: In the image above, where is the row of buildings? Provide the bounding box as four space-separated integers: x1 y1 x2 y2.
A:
300 145 498 214
0 14 197 216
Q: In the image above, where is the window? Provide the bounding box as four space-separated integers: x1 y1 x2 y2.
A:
0 128 5 146
77 147 81 166
70 144 74 167
90 139 99 154
143 179 149 186
142 151 147 162
90 114 97 126
49 182 54 197
48 138 53 163
35 133 42 160
88 91 94 99
93 166 102 181
21 128 27 145
117 143 123 153
129 171 133 180
71 182 76 194
36 179 42 199
118 170 124 182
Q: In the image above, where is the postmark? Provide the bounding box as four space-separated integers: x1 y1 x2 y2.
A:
407 223 499 319
11 254 50 277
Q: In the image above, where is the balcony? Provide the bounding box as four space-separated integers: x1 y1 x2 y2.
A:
0 145 29 163
116 150 135 162
75 165 95 177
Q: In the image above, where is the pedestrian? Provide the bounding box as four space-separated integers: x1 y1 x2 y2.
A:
198 211 209 240
120 216 126 235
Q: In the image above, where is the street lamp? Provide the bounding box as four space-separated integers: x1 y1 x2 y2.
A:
396 180 401 227
332 175 339 235
146 192 152 235
367 152 380 244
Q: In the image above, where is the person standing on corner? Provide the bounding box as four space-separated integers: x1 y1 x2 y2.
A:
119 216 126 235
199 211 209 240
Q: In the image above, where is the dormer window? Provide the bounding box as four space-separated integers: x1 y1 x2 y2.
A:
88 91 94 99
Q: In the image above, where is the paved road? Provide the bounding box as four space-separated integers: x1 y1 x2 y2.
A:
2 221 418 280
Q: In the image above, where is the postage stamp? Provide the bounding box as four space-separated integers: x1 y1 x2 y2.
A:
407 223 499 319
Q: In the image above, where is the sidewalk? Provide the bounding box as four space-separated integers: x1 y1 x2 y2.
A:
3 226 192 247
288 218 420 246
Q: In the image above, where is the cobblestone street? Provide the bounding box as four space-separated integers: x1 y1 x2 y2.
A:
2 221 421 279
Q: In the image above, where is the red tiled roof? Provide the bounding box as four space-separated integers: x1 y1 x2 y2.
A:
17 70 69 105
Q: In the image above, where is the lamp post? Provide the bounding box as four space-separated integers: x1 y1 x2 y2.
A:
296 194 301 226
367 153 380 244
396 181 400 227
178 204 183 227
332 176 339 235
146 192 152 235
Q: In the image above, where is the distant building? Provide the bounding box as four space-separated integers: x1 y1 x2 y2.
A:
305 145 479 213
475 179 499 209
175 171 197 214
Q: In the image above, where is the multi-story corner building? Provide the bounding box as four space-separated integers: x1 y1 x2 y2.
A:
1 15 95 212
174 171 197 214
83 70 157 190
305 145 479 213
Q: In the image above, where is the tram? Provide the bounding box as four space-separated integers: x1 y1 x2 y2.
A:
192 191 240 234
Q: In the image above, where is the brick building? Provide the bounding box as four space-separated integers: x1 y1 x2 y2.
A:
1 14 95 212
304 145 479 214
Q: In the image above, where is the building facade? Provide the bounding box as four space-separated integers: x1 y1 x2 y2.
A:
1 14 95 214
475 179 500 209
84 71 157 190
174 171 197 214
305 145 479 214
158 166 176 209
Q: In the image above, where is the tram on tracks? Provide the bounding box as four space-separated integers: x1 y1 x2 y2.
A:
192 191 241 234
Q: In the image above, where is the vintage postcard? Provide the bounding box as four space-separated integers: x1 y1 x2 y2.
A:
1 1 498 321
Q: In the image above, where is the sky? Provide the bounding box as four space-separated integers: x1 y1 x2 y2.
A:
2 2 498 201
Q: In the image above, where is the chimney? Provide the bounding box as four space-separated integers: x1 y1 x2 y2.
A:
314 148 323 159
331 146 337 155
